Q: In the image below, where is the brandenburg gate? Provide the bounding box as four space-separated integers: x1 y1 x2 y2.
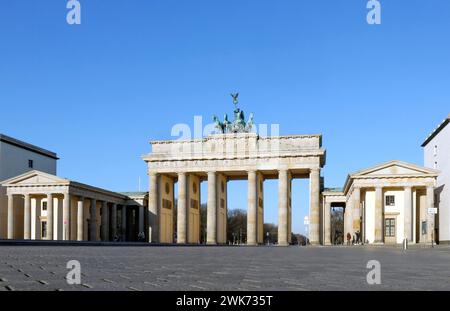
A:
143 97 326 246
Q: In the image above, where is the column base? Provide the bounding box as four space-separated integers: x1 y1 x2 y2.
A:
207 242 217 245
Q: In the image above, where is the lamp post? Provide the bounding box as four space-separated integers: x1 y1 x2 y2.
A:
266 232 270 246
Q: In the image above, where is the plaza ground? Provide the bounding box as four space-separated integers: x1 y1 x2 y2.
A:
0 244 449 291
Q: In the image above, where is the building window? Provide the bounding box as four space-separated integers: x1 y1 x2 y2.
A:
421 221 427 235
385 218 396 237
41 221 47 238
385 195 395 206
28 159 34 168
42 201 47 211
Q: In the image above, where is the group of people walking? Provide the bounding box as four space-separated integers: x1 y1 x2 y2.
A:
346 231 362 246
111 231 146 242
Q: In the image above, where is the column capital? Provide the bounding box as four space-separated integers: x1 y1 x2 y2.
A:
353 186 362 193
310 167 321 173
277 168 288 175
207 171 217 176
149 171 159 177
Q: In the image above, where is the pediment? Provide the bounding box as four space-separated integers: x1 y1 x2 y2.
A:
352 161 439 178
1 170 69 186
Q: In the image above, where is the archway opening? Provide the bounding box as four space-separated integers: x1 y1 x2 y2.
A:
331 204 345 245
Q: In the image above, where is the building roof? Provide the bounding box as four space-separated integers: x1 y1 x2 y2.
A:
323 187 343 193
0 134 59 160
343 160 440 194
119 192 148 197
1 170 128 201
422 114 450 147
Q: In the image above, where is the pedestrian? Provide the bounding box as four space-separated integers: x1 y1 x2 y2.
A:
346 233 351 246
138 231 145 242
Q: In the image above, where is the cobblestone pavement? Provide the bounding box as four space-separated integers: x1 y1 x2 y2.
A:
0 245 449 291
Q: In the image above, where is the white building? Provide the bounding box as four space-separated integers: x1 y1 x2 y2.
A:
325 161 438 246
0 134 58 239
423 114 450 244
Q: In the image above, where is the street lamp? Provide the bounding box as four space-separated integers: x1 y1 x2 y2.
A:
266 232 270 246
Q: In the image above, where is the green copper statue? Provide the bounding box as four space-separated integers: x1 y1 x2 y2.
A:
213 93 254 134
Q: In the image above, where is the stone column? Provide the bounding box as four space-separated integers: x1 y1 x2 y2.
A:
121 205 127 241
106 205 110 241
101 201 109 241
309 168 320 245
374 187 383 243
63 193 70 241
352 187 361 237
247 170 258 246
111 203 117 241
77 197 84 241
148 172 159 243
139 205 144 234
35 197 42 240
90 199 97 241
177 172 187 244
324 201 331 245
404 187 413 242
207 171 217 245
361 201 366 244
24 194 31 240
47 193 54 240
7 195 14 239
427 186 435 244
278 169 289 246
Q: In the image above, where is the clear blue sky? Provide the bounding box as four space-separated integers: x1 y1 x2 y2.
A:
1 1 449 234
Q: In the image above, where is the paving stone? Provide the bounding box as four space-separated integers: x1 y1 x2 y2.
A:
0 245 449 290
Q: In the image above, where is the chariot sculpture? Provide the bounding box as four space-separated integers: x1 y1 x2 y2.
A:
213 93 254 134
